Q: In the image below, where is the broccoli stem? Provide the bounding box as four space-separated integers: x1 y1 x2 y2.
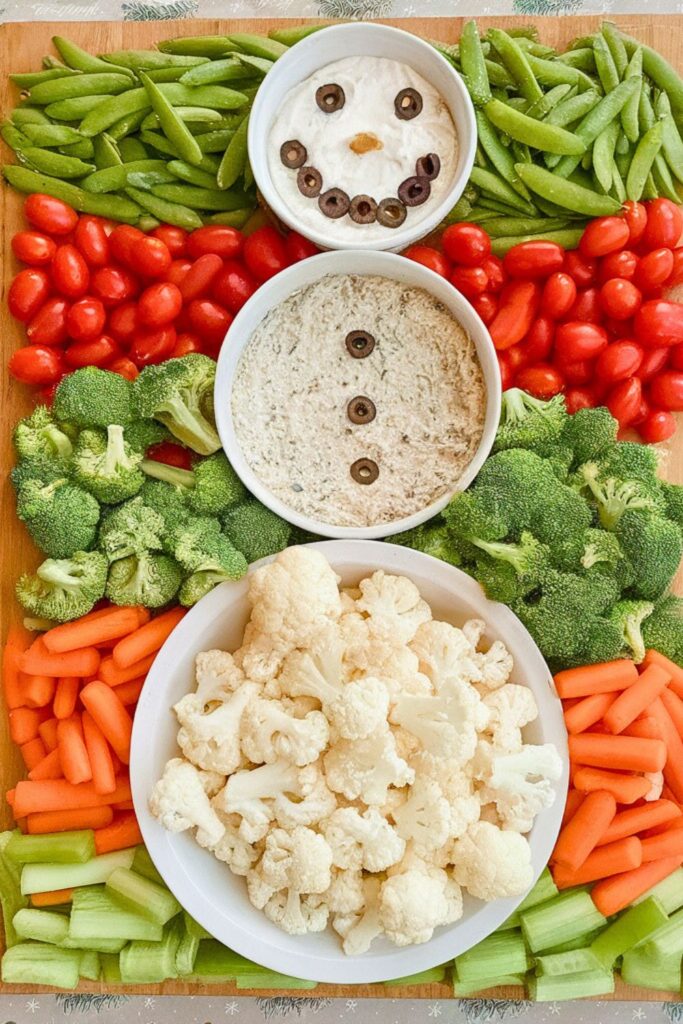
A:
140 459 195 490
43 425 73 460
104 426 131 475
161 397 220 456
473 538 527 573
36 560 83 592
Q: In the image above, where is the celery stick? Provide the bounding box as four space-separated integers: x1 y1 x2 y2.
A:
235 972 316 989
0 832 28 946
106 867 181 926
591 897 668 969
384 966 447 985
528 969 614 1001
1 942 82 989
100 951 123 983
176 927 200 976
500 868 560 929
119 916 183 983
79 949 101 981
646 906 683 958
61 934 127 953
69 886 162 941
132 845 165 885
542 929 605 955
522 891 606 953
621 943 682 992
189 939 244 980
535 948 601 976
13 907 70 945
21 848 136 895
184 910 211 940
456 930 530 983
635 867 683 915
6 830 95 864
454 973 525 996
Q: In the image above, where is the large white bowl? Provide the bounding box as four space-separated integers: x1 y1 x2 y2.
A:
131 540 568 985
248 22 476 252
214 248 501 540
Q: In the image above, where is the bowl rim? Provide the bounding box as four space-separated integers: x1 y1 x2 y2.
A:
214 248 501 540
131 539 569 985
247 21 477 252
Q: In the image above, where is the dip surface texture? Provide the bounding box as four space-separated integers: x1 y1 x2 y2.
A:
268 56 458 242
231 273 486 528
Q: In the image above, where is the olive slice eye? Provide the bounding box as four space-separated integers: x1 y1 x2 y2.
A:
394 88 423 120
316 83 345 113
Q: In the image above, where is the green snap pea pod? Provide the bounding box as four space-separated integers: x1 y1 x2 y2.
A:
92 133 122 170
139 130 181 158
156 83 248 110
638 82 656 133
459 21 491 106
504 96 529 112
168 159 217 189
556 48 597 72
22 123 84 146
544 89 600 128
195 129 236 153
243 154 254 190
459 207 509 222
137 214 161 231
580 149 593 171
158 35 237 57
22 147 94 178
512 140 532 164
553 76 640 177
626 120 664 201
592 34 620 94
620 47 643 143
52 36 135 78
592 121 619 192
235 53 273 76
652 151 681 203
642 172 659 200
141 106 223 130
107 108 148 141
81 159 167 193
178 58 245 87
29 73 132 105
205 209 252 227
217 112 249 190
59 139 95 159
11 68 80 88
477 196 533 216
487 28 543 103
601 22 628 77
79 88 150 136
1 122 32 153
152 182 250 211
484 98 586 155
515 161 622 215
228 33 287 60
46 95 111 120
126 169 177 188
655 90 683 185
268 23 324 46
481 215 570 237
615 148 633 179
145 67 189 83
611 160 627 202
569 34 597 50
197 152 220 173
468 165 537 214
515 39 556 58
615 129 630 155
484 60 514 89
118 136 149 162
100 50 209 70
618 29 683 123
3 164 141 222
11 108 50 126
490 227 585 256
140 72 202 167
125 185 203 229
525 83 572 121
430 41 459 65
525 54 594 92
474 144 488 168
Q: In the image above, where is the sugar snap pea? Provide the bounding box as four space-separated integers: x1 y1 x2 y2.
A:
484 98 586 155
11 68 80 88
53 36 135 78
592 34 620 94
100 50 210 70
4 164 141 221
1 122 32 153
194 129 236 153
78 88 150 137
619 28 683 122
556 48 597 72
137 215 161 231
205 209 252 227
525 83 572 121
119 136 149 162
504 96 528 112
81 159 167 193
268 24 324 46
140 72 202 167
23 147 94 178
459 20 491 106
515 162 622 214
92 133 122 169
60 139 95 159
601 22 628 77
656 91 683 185
126 170 177 188
478 196 532 217
125 186 202 230
615 129 630 156
652 151 681 203
481 215 570 237
525 54 593 92
197 153 220 173
490 227 584 256
158 36 237 58
592 121 619 193
146 68 190 83
469 166 537 214
485 62 514 89
157 83 248 110
243 154 254 190
29 73 132 104
139 130 182 159
620 47 642 144
168 159 217 189
42 56 69 70
152 182 250 211
227 33 287 60
46 95 111 120
234 54 274 76
217 113 249 190
611 161 627 202
141 106 222 131
626 120 664 200
178 58 246 87
553 77 640 177
643 172 659 200
108 109 148 141
22 123 83 146
12 108 50 127
488 28 543 103
544 90 600 128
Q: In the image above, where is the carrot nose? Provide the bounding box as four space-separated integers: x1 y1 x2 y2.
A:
349 132 383 155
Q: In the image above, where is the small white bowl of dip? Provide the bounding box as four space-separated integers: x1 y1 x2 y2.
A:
248 23 476 251
214 249 501 540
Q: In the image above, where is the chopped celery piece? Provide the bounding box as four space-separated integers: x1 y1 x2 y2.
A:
528 969 614 1001
132 845 165 885
535 948 601 976
453 973 525 996
106 867 181 926
385 966 446 985
70 885 162 941
21 847 136 895
636 867 683 915
184 909 211 940
522 891 606 953
235 972 316 989
645 906 683 958
100 951 123 983
1 942 82 989
79 949 101 981
591 897 668 969
6 830 95 864
456 930 530 983
500 868 560 929
176 927 200 975
119 916 183 983
0 832 28 946
61 934 127 953
542 929 605 955
13 907 70 945
189 939 246 980
621 943 682 992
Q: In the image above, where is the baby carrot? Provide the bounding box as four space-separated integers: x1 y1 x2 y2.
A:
38 717 59 752
596 799 682 846
641 827 683 862
20 737 47 772
112 606 185 669
26 805 114 834
555 659 638 699
649 697 683 803
82 711 116 795
9 707 41 745
57 715 92 786
53 677 79 720
99 653 155 687
561 788 585 827
30 888 74 907
573 767 652 804
553 836 643 889
28 748 63 782
592 855 683 916
569 733 667 773
623 716 663 740
660 687 683 737
3 623 31 710
114 677 145 706
643 649 683 699
20 636 100 678
564 692 616 734
553 790 616 870
42 606 144 653
80 681 133 764
94 811 142 855
603 663 671 734
13 776 131 818
113 799 134 811
22 674 56 708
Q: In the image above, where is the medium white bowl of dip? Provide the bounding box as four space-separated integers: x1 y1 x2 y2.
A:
214 249 501 540
248 23 476 251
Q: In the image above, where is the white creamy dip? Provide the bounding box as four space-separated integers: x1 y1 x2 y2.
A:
268 56 458 243
231 274 486 528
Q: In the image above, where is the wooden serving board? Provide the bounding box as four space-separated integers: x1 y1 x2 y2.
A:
1 12 682 1002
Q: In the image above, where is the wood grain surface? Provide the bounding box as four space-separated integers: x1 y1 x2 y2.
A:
0 12 681 1002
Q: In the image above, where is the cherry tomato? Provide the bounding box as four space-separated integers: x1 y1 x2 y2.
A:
541 272 576 319
11 230 56 267
565 387 595 413
129 326 177 367
568 287 603 324
671 345 683 371
285 231 318 263
108 225 146 265
623 201 648 246
472 292 498 325
172 333 204 357
497 352 514 390
243 226 289 281
643 198 683 250
560 359 594 386
523 316 555 363
38 380 61 406
26 297 69 347
212 260 259 313
599 278 642 320
442 223 491 266
606 376 642 426
505 342 528 373
634 247 675 293
186 225 243 260
649 370 683 411
65 296 106 343
564 250 598 287
107 356 139 381
515 364 565 398
580 216 630 258
91 266 139 307
128 236 172 279
147 441 193 469
179 253 223 302
51 245 89 299
639 409 677 443
151 225 188 258
450 265 488 299
635 300 683 347
187 299 232 344
503 241 564 280
555 321 609 362
9 344 64 384
599 249 638 282
638 346 670 380
480 255 506 293
166 258 192 288
8 268 51 322
403 244 451 278
595 339 643 383
73 216 109 268
489 280 540 351
108 302 139 346
669 248 683 286
138 282 183 328
65 334 120 368
24 194 78 236
631 395 651 427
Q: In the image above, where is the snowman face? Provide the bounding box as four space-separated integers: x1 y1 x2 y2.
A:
268 56 458 241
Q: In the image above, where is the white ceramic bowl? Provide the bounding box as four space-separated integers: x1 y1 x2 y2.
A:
214 248 501 540
131 540 569 986
248 22 476 252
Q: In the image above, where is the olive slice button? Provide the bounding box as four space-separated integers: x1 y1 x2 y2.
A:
345 331 375 358
347 396 376 425
350 458 379 485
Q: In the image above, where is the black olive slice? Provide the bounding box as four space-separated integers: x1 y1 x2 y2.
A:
349 194 378 224
350 458 379 485
345 330 375 358
397 175 431 208
394 87 423 120
280 139 307 169
316 83 345 113
297 165 322 198
415 152 441 181
347 396 376 425
318 187 350 219
376 197 407 228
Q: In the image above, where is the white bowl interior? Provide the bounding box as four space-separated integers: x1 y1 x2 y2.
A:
131 540 569 985
248 23 477 252
215 249 502 540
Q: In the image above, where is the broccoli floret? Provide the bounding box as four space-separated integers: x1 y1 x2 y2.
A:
608 600 655 663
188 453 246 516
53 368 134 428
98 497 166 562
571 618 626 668
139 479 191 535
473 558 524 605
133 354 220 456
578 462 664 531
16 551 108 623
473 531 550 597
13 406 74 462
170 517 247 603
661 482 683 532
390 521 462 566
73 425 144 504
493 389 568 457
221 499 292 564
11 455 72 491
545 442 575 481
16 478 100 559
561 406 618 467
616 510 683 601
581 529 624 570
642 596 683 664
599 442 661 484
105 550 183 608
124 419 172 454
442 490 507 543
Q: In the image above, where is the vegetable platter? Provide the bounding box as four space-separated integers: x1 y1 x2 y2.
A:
1 11 683 1003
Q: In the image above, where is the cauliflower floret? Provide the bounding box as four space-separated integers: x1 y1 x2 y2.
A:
451 821 533 900
480 744 563 833
274 763 337 828
218 759 316 842
390 678 486 763
240 697 329 766
463 618 486 650
333 877 383 955
356 571 431 644
379 864 463 947
340 614 432 700
483 684 539 754
198 809 258 876
392 724 421 761
323 806 406 872
474 641 514 691
194 649 246 702
150 758 226 847
410 620 482 690
393 777 451 851
327 868 365 915
324 728 414 806
264 890 330 935
410 753 481 840
174 681 259 774
248 825 333 901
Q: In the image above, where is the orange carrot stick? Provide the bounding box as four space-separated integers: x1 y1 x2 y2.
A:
112 800 134 811
641 827 683 863
94 811 142 855
53 677 79 720
596 799 682 846
643 650 683 699
13 776 131 818
114 677 145 706
624 717 663 740
573 767 652 804
569 733 667 773
649 697 683 804
38 717 59 752
22 674 56 708
112 607 185 669
80 681 133 764
26 805 114 834
28 748 63 782
552 836 643 889
82 711 116 796
9 707 41 745
30 888 74 907
661 687 683 738
2 624 31 710
57 715 92 785
20 737 47 772
561 789 585 827
564 692 616 734
20 637 100 679
552 790 616 870
99 654 155 687
592 855 683 916
603 663 671 735
43 607 144 654
554 659 638 699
